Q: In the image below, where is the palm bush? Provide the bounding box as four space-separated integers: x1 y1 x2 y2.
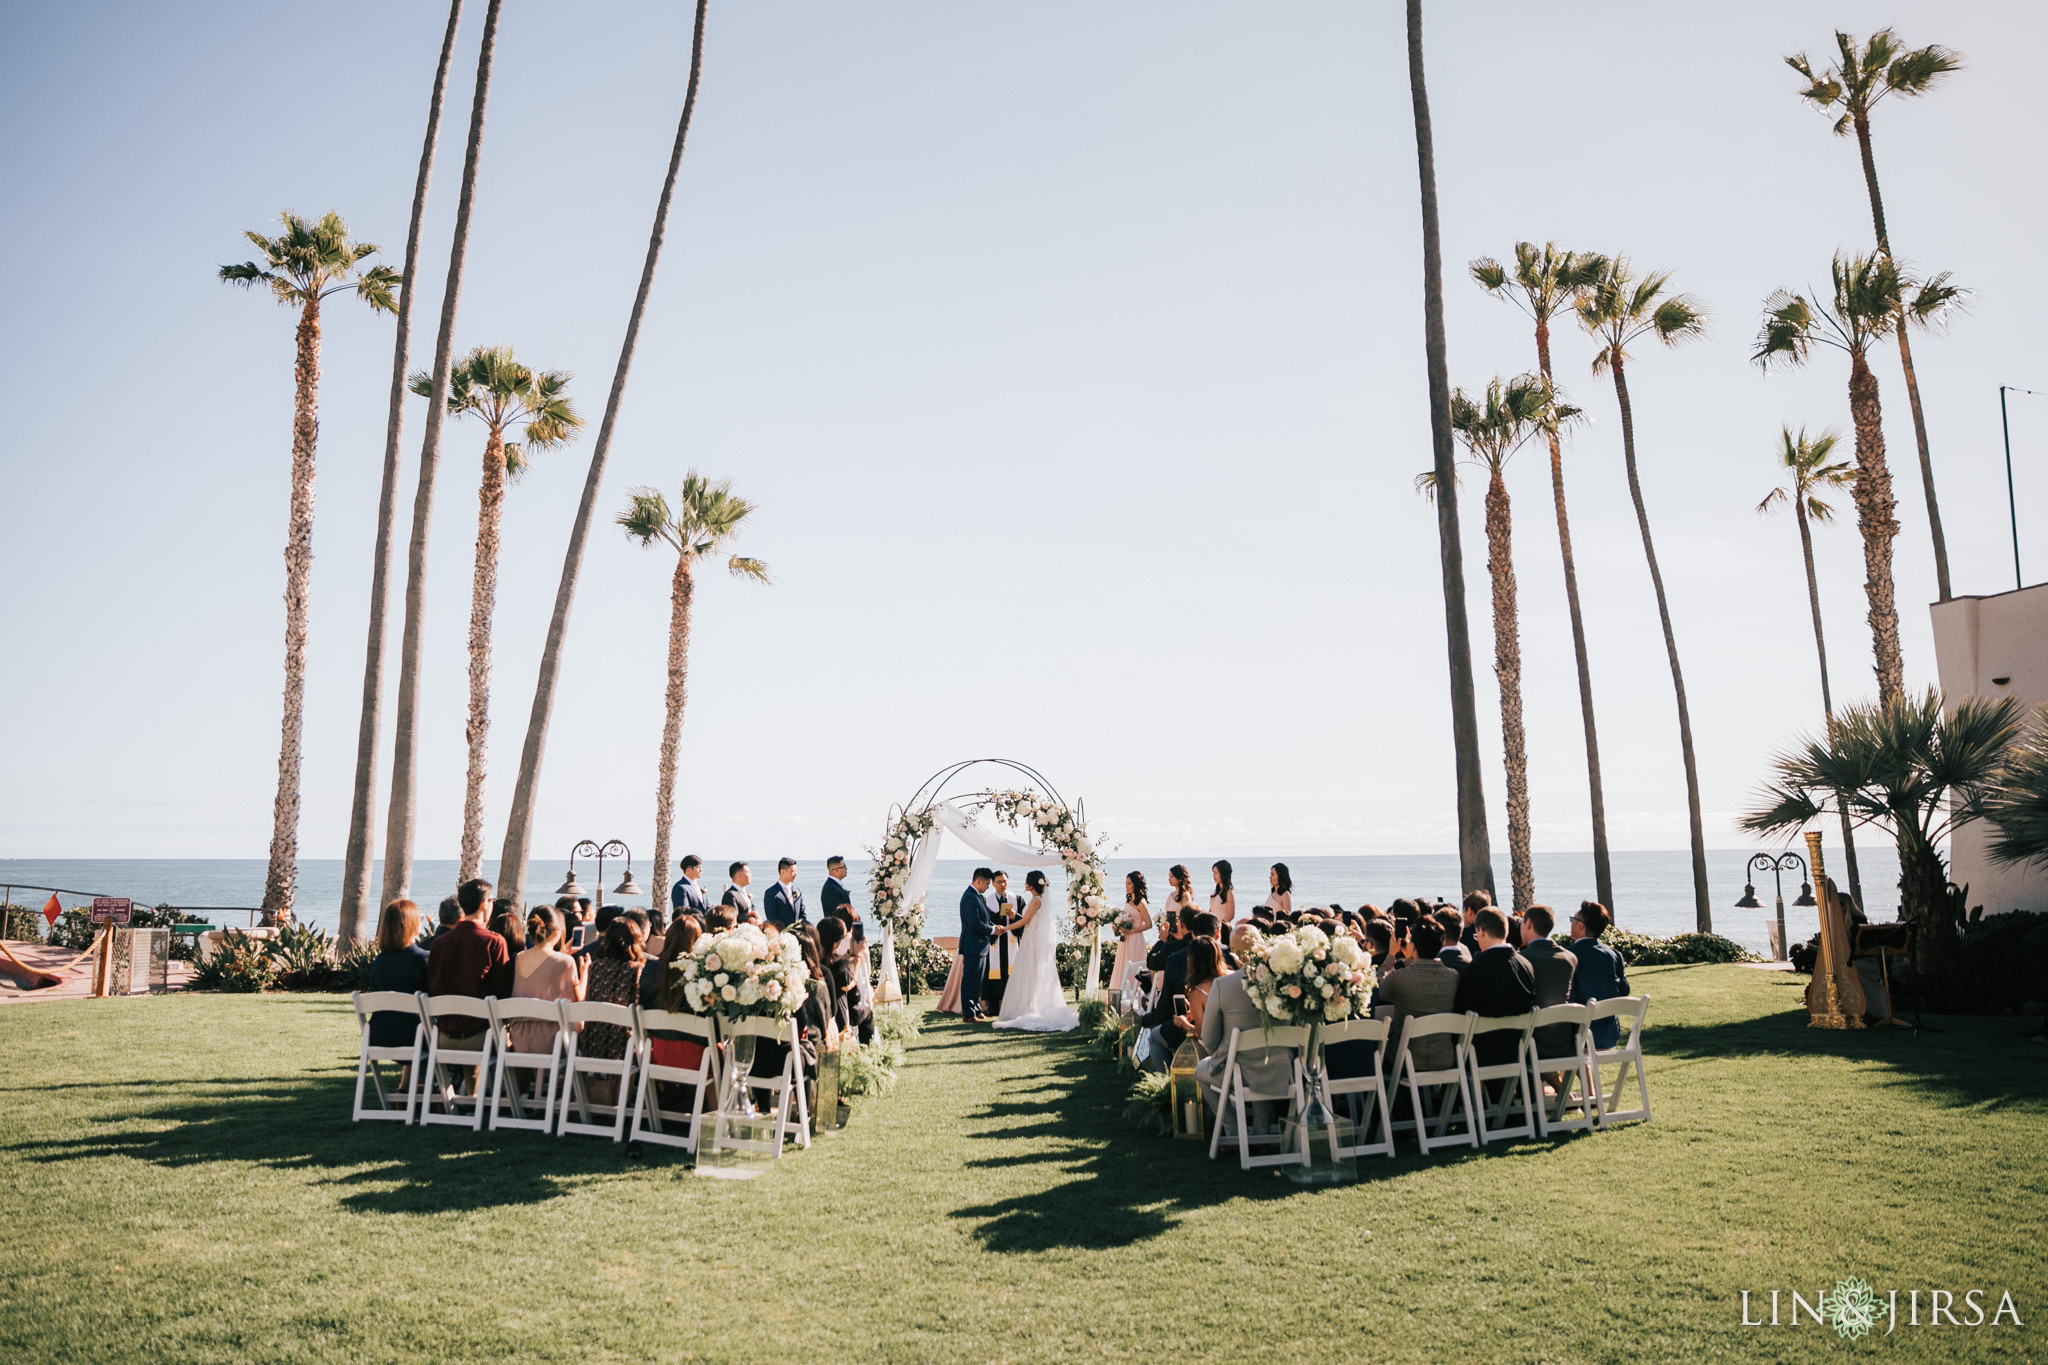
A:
191 933 276 993
1984 723 2048 870
267 923 340 991
1744 689 2026 971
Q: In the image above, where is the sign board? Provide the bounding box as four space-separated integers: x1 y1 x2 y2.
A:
91 897 132 925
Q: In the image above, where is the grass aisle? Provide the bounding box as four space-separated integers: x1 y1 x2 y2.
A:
0 967 2043 1363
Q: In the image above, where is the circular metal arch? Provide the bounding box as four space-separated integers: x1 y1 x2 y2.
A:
900 757 1082 828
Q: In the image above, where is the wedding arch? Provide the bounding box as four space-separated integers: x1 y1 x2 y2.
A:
865 758 1111 1003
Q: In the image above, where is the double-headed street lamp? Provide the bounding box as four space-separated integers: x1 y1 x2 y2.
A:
556 840 642 907
1735 851 1816 962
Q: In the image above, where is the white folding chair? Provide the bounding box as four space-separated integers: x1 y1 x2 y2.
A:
1390 1012 1478 1153
713 1015 811 1155
1206 1026 1308 1171
1528 1003 1598 1136
556 1000 641 1141
420 995 496 1130
484 998 569 1133
351 990 428 1124
629 1008 721 1153
1587 995 1651 1128
1316 1016 1395 1160
1467 1012 1537 1145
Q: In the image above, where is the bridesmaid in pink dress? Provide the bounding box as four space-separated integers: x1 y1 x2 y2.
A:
1162 864 1194 935
1107 871 1153 991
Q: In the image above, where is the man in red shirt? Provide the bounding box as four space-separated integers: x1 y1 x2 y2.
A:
426 878 509 1050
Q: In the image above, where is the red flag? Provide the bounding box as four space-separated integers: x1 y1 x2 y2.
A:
41 893 62 927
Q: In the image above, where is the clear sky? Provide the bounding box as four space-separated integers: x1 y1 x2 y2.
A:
2 1 2042 872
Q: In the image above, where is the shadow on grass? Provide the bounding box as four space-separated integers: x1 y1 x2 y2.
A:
5 1067 649 1214
924 1016 1490 1254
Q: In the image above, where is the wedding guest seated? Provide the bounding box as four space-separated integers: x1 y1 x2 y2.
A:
1363 920 1392 973
708 903 737 931
430 895 462 942
426 879 510 1058
1567 902 1631 1048
575 904 624 961
1197 926 1293 1126
649 916 705 1074
486 908 524 994
1168 937 1221 1042
367 899 429 1062
1433 908 1472 971
1460 890 1493 953
1136 911 1203 1068
817 917 874 1045
1454 907 1535 1067
580 916 647 1103
1144 911 1179 974
506 905 585 1094
1519 903 1578 1071
646 906 667 940
1380 920 1460 1074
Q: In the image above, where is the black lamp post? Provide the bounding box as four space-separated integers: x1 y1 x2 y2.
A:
1735 851 1813 962
556 840 641 908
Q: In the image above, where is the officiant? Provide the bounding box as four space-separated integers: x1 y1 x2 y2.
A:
983 870 1017 1013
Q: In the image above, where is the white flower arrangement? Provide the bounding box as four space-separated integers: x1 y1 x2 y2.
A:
1242 923 1377 1027
986 789 1111 944
865 807 935 939
674 923 810 1023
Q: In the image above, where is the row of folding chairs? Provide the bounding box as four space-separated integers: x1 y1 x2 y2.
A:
349 991 811 1157
1207 996 1651 1170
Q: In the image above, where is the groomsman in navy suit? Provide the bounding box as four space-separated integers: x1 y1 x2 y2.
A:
765 857 808 928
671 854 710 917
821 856 854 919
721 862 757 922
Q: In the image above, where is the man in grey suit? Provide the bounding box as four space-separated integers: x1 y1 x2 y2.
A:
1519 904 1578 1063
1197 927 1298 1119
1377 919 1461 1075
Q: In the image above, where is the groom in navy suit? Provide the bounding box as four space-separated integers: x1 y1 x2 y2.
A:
958 868 1004 1022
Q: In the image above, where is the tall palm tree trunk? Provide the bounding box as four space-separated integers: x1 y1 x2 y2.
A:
337 0 465 944
1853 111 1950 601
1610 357 1711 931
383 0 501 904
459 429 508 880
1794 499 1866 909
1534 318 1614 913
497 0 713 908
648 560 695 914
263 298 323 918
1847 349 1905 708
1404 0 1494 897
1485 470 1533 912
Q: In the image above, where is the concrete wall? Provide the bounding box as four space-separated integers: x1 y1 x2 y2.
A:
1930 583 2048 917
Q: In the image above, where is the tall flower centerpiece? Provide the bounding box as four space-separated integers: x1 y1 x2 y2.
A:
987 789 1111 994
676 923 809 1023
1243 924 1376 1027
866 806 936 941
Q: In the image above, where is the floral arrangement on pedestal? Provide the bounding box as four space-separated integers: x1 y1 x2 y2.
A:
865 806 936 939
1243 923 1376 1026
986 789 1110 943
675 924 809 1022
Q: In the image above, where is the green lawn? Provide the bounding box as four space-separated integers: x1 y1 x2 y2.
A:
1 966 2042 1363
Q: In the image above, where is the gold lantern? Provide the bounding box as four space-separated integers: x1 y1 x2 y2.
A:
1169 1037 1206 1140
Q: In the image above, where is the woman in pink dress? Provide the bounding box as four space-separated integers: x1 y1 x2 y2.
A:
1163 864 1194 934
1108 870 1153 992
507 905 586 1088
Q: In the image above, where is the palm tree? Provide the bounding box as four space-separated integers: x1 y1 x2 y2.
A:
1575 258 1711 931
1446 376 1578 914
497 0 714 908
384 0 503 906
1404 0 1494 898
1753 253 1961 709
220 212 399 920
1984 725 2048 871
336 0 467 947
1788 30 1963 600
618 474 770 912
1756 425 1866 909
1745 689 2025 973
1472 244 1615 912
411 348 582 880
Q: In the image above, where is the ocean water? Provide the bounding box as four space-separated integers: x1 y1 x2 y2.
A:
1 845 1901 954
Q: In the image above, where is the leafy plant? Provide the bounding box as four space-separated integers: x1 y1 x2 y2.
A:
1076 998 1110 1034
191 932 276 993
837 1039 906 1098
1122 1071 1174 1136
1 904 41 944
1601 929 1759 966
892 935 953 994
267 922 340 991
873 1003 924 1047
1985 722 2048 870
339 940 380 992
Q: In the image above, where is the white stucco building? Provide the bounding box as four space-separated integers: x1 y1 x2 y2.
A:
1930 582 2048 916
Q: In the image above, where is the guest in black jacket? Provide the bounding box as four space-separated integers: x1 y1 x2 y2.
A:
817 917 873 1045
1454 907 1535 1066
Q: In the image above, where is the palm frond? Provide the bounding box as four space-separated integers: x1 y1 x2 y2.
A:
1984 714 2048 867
1469 256 1509 294
1884 42 1962 97
726 555 772 584
616 488 673 547
1753 290 1816 369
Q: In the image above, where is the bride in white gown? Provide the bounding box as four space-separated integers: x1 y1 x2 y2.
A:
994 870 1079 1032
